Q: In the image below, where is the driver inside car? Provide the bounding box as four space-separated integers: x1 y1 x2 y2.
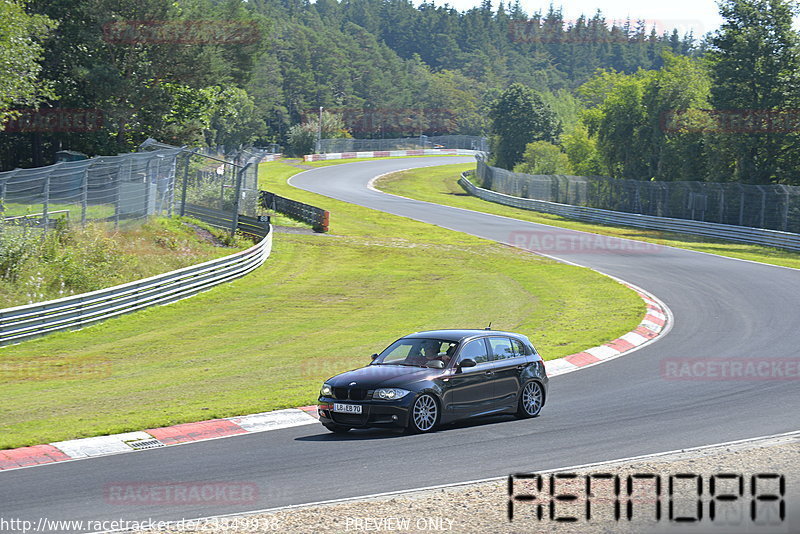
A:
407 340 442 366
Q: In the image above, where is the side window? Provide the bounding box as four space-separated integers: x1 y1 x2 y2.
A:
488 337 514 361
510 338 533 356
458 339 489 364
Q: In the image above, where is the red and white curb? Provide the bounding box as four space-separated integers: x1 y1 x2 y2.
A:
0 288 669 472
0 410 319 472
543 281 670 377
304 149 479 161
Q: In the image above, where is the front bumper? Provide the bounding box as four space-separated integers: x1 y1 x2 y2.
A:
317 396 413 428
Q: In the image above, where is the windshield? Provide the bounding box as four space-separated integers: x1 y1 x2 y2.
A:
373 338 458 367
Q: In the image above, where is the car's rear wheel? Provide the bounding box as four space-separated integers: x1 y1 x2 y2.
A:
407 393 439 433
323 423 351 434
517 381 544 418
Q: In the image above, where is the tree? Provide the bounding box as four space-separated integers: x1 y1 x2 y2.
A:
707 0 800 184
513 141 572 174
0 0 54 125
489 83 560 169
575 55 711 182
286 110 350 156
562 124 603 175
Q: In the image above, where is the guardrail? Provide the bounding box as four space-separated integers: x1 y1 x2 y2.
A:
259 190 329 232
184 203 270 238
0 228 272 347
459 171 800 252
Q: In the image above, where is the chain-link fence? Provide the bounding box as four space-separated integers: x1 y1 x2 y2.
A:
142 141 263 234
476 159 800 233
1 141 266 235
318 135 489 154
0 148 182 229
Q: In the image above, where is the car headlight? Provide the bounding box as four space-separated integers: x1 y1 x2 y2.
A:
373 388 410 400
320 383 333 397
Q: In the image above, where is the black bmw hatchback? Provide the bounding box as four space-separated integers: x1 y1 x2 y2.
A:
317 329 548 433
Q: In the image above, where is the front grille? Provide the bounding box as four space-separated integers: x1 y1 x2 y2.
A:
333 387 368 400
349 388 367 400
333 413 367 425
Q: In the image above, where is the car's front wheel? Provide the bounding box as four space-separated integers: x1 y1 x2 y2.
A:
407 393 439 433
517 380 544 418
323 423 351 434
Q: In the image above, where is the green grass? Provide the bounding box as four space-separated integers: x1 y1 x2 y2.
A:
376 164 800 270
0 157 643 449
0 217 247 308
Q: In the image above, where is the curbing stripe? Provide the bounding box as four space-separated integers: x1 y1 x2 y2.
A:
564 352 600 367
147 419 247 445
51 431 154 459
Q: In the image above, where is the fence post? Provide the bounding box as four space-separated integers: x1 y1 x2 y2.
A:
144 155 153 217
783 187 790 232
179 151 191 216
220 166 226 211
167 152 177 218
0 173 8 215
81 164 89 225
231 164 244 235
43 171 50 230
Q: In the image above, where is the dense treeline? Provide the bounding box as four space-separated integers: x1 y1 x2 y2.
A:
0 0 693 169
525 0 800 186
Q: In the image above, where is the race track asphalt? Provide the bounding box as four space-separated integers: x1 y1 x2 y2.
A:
1 157 798 532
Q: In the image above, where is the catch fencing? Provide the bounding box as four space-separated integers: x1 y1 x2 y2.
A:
0 149 182 228
460 171 800 251
476 159 800 234
142 140 264 234
0 228 272 347
318 135 488 154
0 142 271 235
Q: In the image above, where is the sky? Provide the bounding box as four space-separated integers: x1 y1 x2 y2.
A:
431 0 725 37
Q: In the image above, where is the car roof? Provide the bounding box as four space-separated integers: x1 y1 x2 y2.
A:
403 329 526 342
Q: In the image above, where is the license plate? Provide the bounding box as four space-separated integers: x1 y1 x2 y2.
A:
333 403 362 414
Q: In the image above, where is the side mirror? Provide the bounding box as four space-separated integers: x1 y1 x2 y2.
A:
370 353 379 360
458 358 477 369
425 360 445 369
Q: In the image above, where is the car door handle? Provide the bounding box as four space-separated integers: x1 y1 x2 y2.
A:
484 371 495 376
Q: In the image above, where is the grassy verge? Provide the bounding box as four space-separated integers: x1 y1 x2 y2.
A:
376 164 800 270
0 217 248 308
0 157 643 449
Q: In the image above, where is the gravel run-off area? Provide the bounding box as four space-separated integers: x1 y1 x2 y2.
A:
138 431 799 534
